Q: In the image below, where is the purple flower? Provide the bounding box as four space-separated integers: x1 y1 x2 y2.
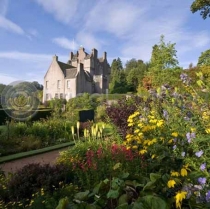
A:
191 132 196 139
206 191 210 202
195 150 204 157
186 132 191 140
186 132 196 143
173 145 177 150
181 152 186 157
163 110 168 120
198 177 206 185
200 163 206 171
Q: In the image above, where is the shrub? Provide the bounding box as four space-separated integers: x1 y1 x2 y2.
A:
105 96 143 138
6 163 73 201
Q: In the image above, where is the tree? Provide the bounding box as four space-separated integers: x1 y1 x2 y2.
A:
197 49 210 66
125 59 148 92
109 58 128 93
0 84 6 94
191 0 210 19
150 35 179 71
31 81 43 90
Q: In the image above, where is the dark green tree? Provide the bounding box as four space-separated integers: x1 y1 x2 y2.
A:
191 0 210 19
0 84 6 94
197 49 210 66
109 58 128 93
125 59 148 92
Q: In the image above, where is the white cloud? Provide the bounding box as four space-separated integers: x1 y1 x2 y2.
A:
109 0 210 65
34 0 78 24
52 37 79 50
28 29 39 37
0 16 25 35
76 31 104 52
0 74 19 85
0 51 68 63
85 0 146 38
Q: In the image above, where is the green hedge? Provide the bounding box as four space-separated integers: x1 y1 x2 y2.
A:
0 109 52 125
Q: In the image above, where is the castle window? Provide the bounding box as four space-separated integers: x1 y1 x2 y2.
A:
46 81 49 89
67 80 71 89
57 80 61 89
60 93 63 99
55 93 59 99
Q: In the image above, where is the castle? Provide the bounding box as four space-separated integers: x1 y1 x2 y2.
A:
43 47 110 102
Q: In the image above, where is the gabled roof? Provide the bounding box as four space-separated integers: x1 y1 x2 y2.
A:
57 61 73 74
66 68 77 79
57 61 77 78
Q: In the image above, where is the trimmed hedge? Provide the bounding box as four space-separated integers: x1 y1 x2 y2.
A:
0 109 52 125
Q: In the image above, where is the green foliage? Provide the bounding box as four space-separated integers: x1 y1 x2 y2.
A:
66 93 99 111
125 59 149 92
197 49 210 66
150 35 179 71
109 58 128 93
0 118 74 156
191 0 210 19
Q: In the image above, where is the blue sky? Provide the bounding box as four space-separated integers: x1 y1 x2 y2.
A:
0 0 209 85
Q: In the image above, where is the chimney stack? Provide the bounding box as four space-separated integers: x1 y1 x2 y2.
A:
53 55 58 61
69 52 73 60
103 51 107 60
92 48 98 58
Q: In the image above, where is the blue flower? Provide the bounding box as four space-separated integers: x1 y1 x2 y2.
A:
200 163 206 171
198 177 206 185
195 150 204 157
181 152 186 157
206 191 210 202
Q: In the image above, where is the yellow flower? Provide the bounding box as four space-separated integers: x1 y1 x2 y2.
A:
134 129 140 133
148 138 157 146
149 119 157 124
143 139 150 145
156 120 164 127
167 180 176 188
205 128 210 134
171 171 180 177
175 191 187 209
168 139 173 144
139 149 147 155
132 145 138 149
171 132 178 137
190 127 196 132
181 168 188 177
128 122 134 127
138 123 144 128
151 154 156 159
138 132 143 137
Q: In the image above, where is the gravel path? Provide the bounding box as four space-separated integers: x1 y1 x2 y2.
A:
0 147 69 175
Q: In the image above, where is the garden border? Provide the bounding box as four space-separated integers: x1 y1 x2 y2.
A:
0 141 74 164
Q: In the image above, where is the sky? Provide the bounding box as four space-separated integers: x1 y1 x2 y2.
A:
0 0 209 85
